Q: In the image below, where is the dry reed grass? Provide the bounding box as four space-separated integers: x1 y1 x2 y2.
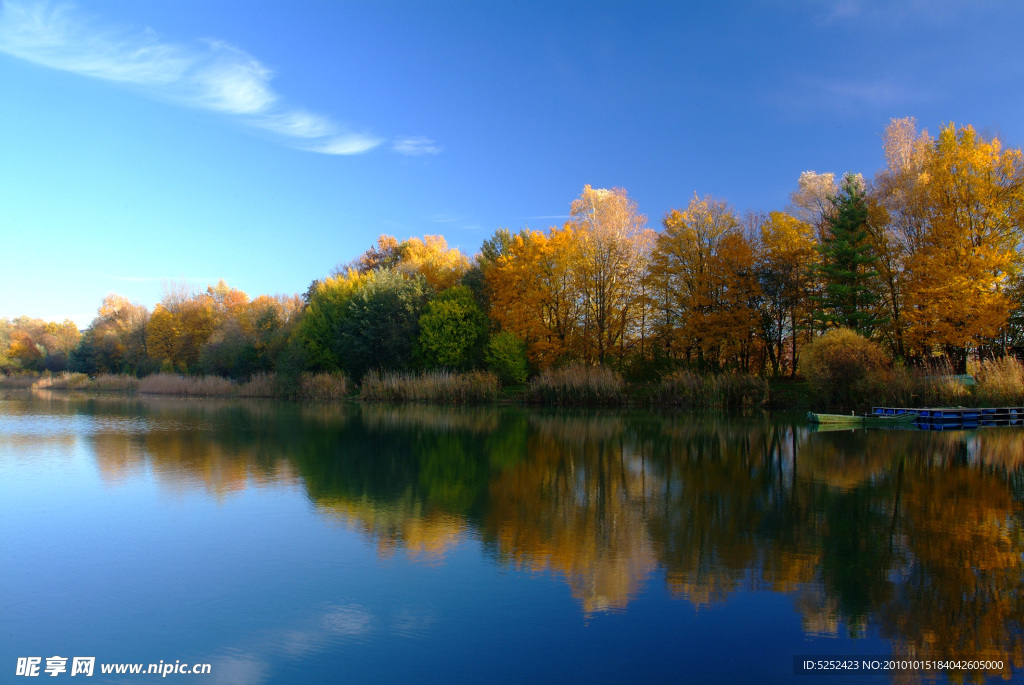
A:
92 374 138 391
32 372 91 389
658 371 769 408
528 364 624 405
973 356 1024 405
360 370 499 403
0 372 41 388
137 373 236 396
298 372 350 400
238 372 278 398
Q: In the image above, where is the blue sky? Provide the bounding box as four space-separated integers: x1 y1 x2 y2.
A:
2 0 1023 327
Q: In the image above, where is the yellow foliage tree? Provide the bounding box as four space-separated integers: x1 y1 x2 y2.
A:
398 235 471 291
567 185 652 365
650 194 758 369
145 283 231 373
755 211 817 376
899 123 1024 366
487 227 580 367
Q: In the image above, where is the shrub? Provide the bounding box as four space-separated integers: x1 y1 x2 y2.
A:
798 328 890 407
528 364 624 405
485 331 529 386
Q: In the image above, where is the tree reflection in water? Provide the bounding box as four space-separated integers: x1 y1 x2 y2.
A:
17 391 1023 681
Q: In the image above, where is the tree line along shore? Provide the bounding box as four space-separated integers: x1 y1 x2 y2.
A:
4 118 1024 409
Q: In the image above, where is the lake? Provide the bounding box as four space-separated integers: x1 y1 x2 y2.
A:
2 391 1022 684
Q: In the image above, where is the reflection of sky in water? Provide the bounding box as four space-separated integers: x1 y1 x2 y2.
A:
2 394 1021 684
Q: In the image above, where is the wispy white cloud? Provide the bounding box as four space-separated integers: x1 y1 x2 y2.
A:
802 0 980 27
771 75 929 115
105 275 209 283
432 214 464 223
392 136 442 156
814 78 922 109
0 0 382 154
306 134 383 155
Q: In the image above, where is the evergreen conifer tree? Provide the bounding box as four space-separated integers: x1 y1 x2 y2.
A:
813 174 887 336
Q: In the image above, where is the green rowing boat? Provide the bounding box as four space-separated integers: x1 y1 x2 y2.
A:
807 411 918 425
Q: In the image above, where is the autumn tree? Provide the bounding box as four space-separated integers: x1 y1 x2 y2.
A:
650 194 759 370
351 235 405 273
900 124 1024 368
146 283 226 373
755 211 817 376
72 294 149 374
567 185 652 365
870 118 939 360
789 170 838 240
0 319 11 370
1 316 81 372
399 235 471 292
487 227 581 367
4 317 45 370
347 234 470 293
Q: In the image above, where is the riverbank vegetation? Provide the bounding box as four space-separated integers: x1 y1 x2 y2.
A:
3 119 1024 408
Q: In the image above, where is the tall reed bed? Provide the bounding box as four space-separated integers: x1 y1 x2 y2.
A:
838 357 1024 408
93 373 138 391
870 365 971 408
236 372 278 398
973 356 1024 405
360 370 499 403
657 371 769 408
32 372 92 389
528 364 624 405
0 372 40 388
137 373 236 396
298 372 350 400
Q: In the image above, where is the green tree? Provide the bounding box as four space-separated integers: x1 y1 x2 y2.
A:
337 268 428 381
813 174 886 336
462 227 517 313
417 286 488 370
485 330 529 385
299 270 366 372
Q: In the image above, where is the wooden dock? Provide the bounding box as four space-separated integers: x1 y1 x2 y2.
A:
871 406 1024 429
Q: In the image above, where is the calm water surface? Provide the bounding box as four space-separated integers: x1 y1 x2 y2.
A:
2 391 1023 684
